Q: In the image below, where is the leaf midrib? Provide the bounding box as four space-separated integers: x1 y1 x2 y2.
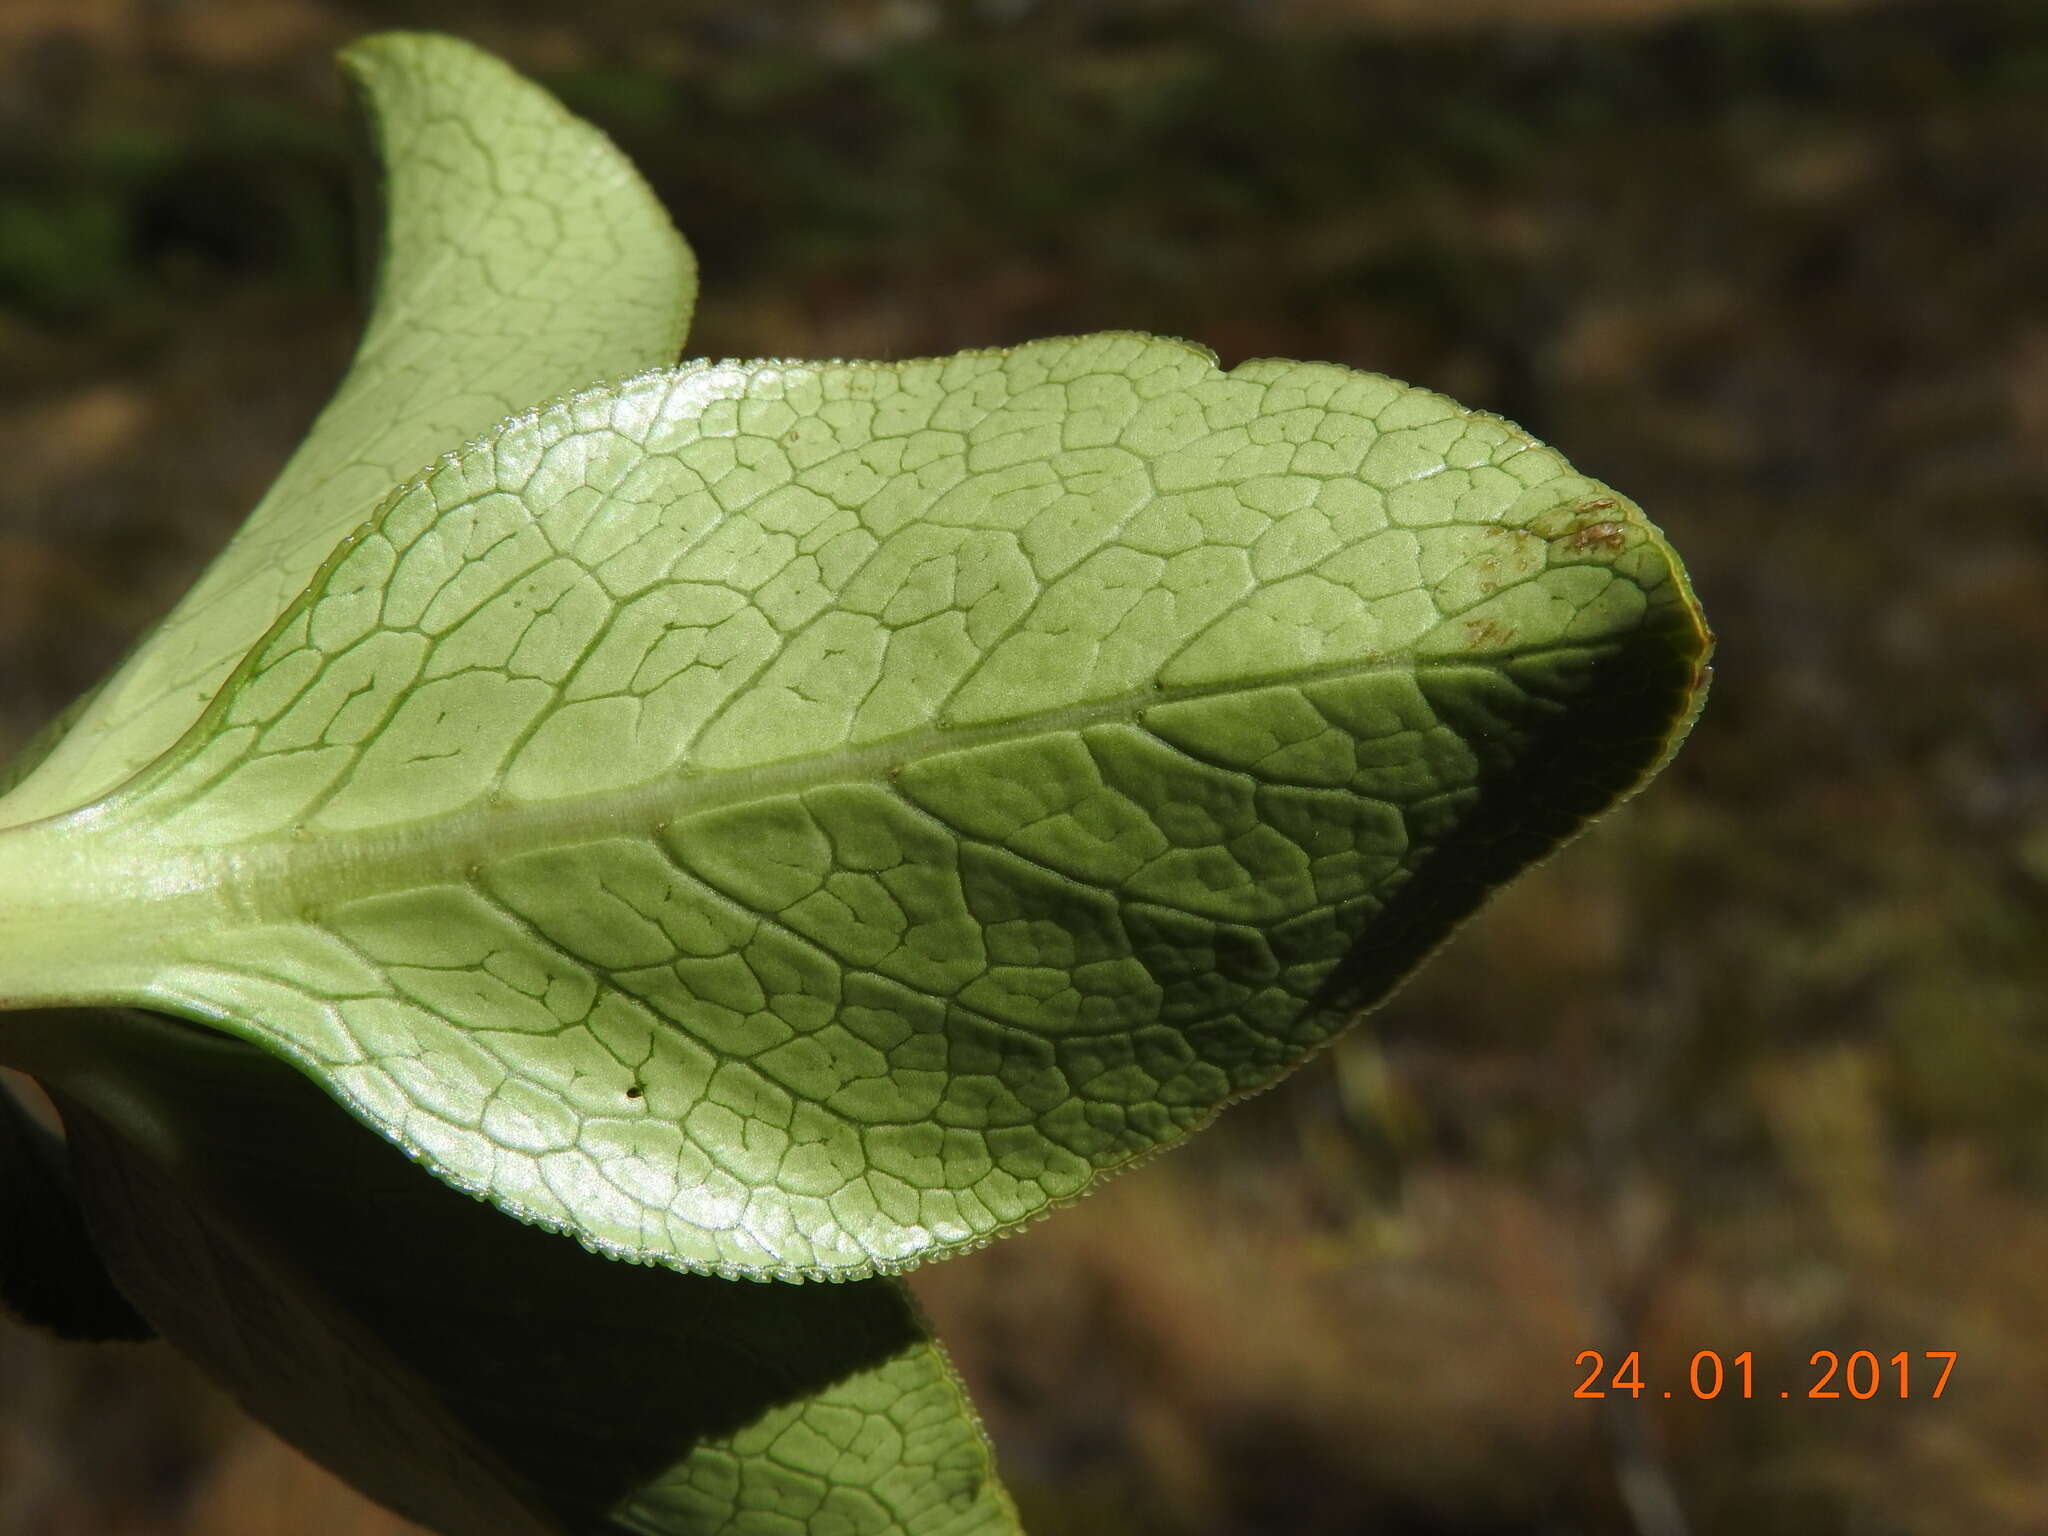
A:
31 641 1590 963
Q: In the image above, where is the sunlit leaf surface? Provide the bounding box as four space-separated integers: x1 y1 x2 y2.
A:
4 335 1708 1278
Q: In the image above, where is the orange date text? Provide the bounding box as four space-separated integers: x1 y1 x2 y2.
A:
1573 1349 1956 1401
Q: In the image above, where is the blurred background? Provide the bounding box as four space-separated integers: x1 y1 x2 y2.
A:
1 0 2044 1531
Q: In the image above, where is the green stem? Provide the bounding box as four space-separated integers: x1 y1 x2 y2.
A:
0 812 227 1029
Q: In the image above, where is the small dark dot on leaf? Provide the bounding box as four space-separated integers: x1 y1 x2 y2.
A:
625 1085 643 1099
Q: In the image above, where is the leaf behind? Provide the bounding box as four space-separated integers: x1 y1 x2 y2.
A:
0 32 696 827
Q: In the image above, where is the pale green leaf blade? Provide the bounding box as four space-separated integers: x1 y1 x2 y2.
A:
7 335 1709 1278
0 681 105 801
0 31 695 827
9 1009 1016 1536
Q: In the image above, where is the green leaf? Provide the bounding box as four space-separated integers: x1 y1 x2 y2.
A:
0 335 1709 1279
0 31 696 828
0 681 105 801
14 1008 1015 1536
0 1064 152 1340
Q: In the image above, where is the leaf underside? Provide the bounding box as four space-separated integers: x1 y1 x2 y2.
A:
59 333 1709 1280
0 30 1717 1536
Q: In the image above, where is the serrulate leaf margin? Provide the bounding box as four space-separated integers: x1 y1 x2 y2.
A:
19 331 1711 1281
0 30 697 828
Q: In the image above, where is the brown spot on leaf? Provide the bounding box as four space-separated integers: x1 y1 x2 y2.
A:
1566 521 1629 553
1529 495 1621 541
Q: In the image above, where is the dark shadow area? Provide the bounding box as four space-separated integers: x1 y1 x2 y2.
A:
16 1009 931 1533
0 1079 153 1342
